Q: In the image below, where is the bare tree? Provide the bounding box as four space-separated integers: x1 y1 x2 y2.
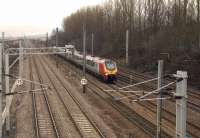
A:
58 0 200 85
184 0 188 24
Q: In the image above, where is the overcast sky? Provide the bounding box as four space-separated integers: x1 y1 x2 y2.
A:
0 0 105 36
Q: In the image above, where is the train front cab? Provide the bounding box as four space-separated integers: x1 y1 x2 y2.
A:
99 60 117 82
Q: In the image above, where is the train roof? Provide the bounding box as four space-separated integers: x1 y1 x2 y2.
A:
71 46 116 63
65 45 75 49
85 55 107 63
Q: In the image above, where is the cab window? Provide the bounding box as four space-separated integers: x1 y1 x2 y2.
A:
105 60 116 70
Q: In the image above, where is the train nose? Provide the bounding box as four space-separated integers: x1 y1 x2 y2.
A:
107 74 117 81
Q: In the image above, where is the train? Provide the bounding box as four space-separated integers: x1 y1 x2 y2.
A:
57 45 118 82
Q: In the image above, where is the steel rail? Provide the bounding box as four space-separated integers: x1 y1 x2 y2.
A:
52 55 161 137
116 75 200 138
30 58 40 138
40 56 105 138
56 54 200 138
32 57 60 138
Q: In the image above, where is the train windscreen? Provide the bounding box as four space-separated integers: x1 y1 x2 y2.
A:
105 60 116 70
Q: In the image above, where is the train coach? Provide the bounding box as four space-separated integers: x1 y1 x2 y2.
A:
58 45 118 82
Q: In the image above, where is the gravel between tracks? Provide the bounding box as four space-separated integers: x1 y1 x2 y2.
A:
50 55 152 138
10 57 35 138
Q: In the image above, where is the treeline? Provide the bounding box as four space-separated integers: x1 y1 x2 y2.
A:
52 0 200 86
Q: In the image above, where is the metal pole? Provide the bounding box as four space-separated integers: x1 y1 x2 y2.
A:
130 75 133 84
5 54 10 133
199 33 200 49
83 24 86 93
91 33 94 56
176 71 187 138
56 28 58 47
156 60 163 138
19 41 23 78
2 33 4 90
126 30 129 65
56 28 59 67
46 33 48 47
0 32 4 138
83 25 86 77
2 32 4 51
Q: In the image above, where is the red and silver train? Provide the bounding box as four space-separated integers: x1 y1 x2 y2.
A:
58 45 118 82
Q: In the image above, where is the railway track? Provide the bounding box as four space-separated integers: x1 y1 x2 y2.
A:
39 56 104 138
117 71 200 113
53 56 172 137
55 55 200 138
87 80 166 137
118 66 200 112
117 67 200 138
30 57 60 138
113 80 200 138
